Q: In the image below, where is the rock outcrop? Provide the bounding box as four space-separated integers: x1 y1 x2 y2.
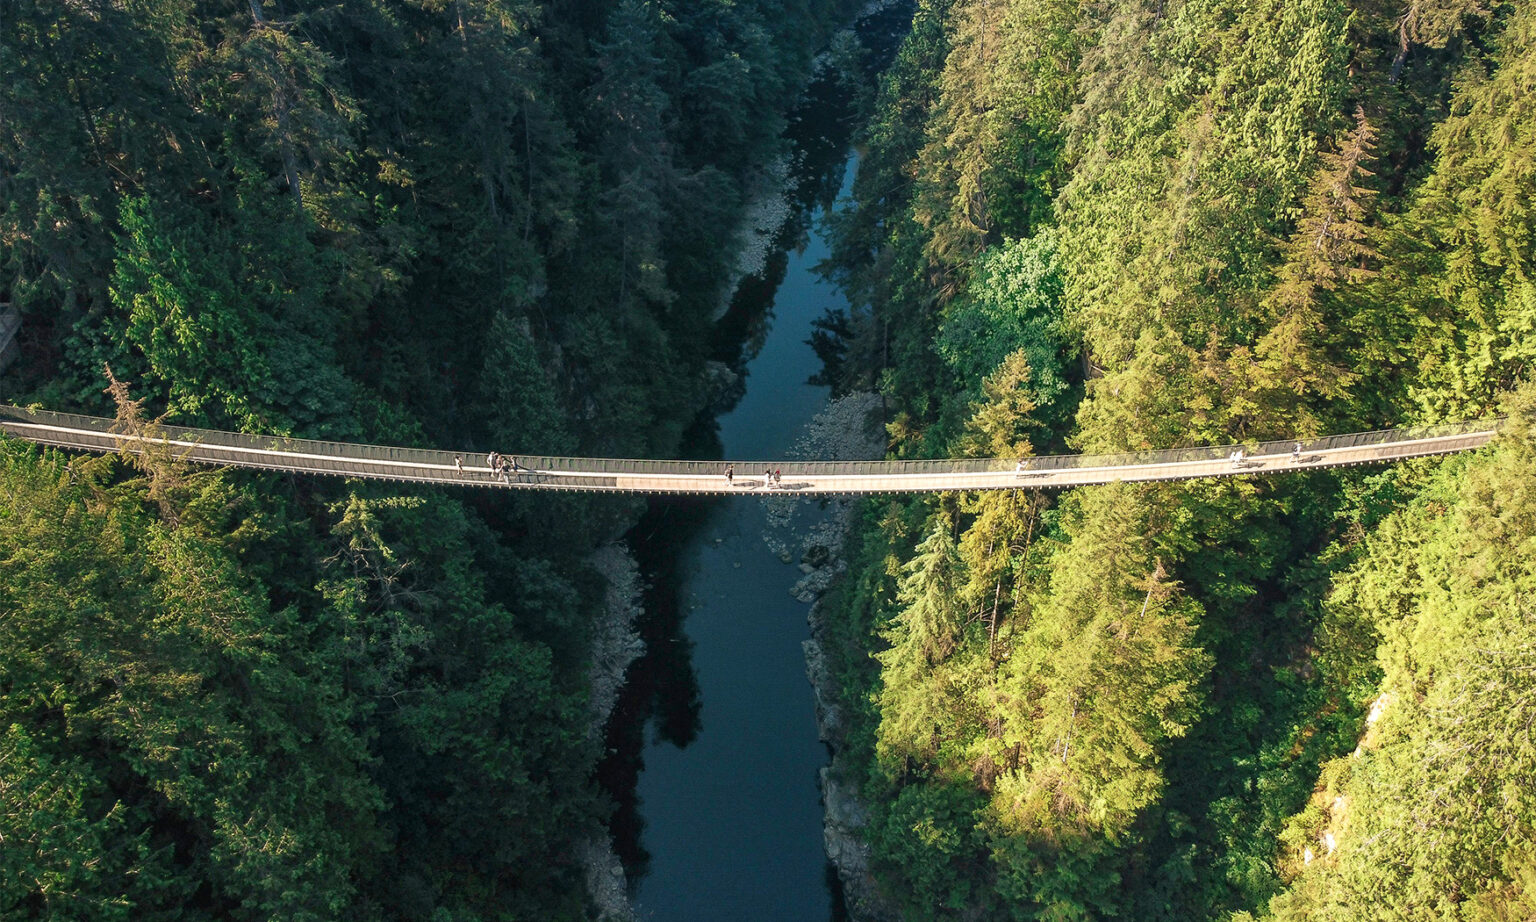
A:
805 613 900 922
781 391 900 921
581 545 645 922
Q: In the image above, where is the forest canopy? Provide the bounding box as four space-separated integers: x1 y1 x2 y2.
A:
0 0 865 918
3 0 1533 917
816 0 1536 918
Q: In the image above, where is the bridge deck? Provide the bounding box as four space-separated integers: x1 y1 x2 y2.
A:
0 405 1500 495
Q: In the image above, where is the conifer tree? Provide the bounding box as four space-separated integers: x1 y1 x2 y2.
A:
1249 107 1380 431
1270 383 1536 920
876 510 973 765
1370 1 1536 418
590 0 677 308
960 349 1038 459
911 0 1008 274
991 485 1207 838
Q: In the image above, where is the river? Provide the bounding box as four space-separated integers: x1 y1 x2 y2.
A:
629 153 855 921
596 8 909 918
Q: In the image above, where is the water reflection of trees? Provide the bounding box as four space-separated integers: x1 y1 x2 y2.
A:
598 494 710 878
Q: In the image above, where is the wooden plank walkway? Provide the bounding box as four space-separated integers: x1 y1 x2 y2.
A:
0 404 1501 496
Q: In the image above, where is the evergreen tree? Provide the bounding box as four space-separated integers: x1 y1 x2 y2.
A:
991 484 1207 840
1250 108 1379 433
876 510 973 765
1363 1 1536 420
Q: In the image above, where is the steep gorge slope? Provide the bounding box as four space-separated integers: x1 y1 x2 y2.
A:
816 0 1534 918
0 1 863 918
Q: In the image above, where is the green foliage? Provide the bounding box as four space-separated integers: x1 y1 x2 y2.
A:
0 436 613 919
0 725 145 922
0 442 383 920
958 350 1041 459
988 830 1122 922
819 0 1535 918
937 229 1074 435
992 485 1209 841
2 0 868 917
869 781 990 919
1059 0 1354 448
1269 404 1536 920
477 311 576 456
101 195 352 431
875 510 970 764
1356 1 1536 420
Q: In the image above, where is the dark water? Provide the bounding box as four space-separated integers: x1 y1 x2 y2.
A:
627 157 856 921
595 7 912 919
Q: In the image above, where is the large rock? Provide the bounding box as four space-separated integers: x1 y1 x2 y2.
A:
581 835 636 922
804 603 901 922
802 638 843 742
581 546 644 920
584 545 646 742
821 767 898 922
783 401 899 922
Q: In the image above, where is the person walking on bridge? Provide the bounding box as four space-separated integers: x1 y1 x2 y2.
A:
725 464 734 485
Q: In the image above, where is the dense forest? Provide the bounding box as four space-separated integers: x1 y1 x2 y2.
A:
815 0 1535 919
5 0 1533 918
0 0 865 918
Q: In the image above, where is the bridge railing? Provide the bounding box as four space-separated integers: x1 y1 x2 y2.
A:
0 403 1502 481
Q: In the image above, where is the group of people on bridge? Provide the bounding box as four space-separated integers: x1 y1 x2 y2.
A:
723 464 784 489
452 451 530 483
1231 442 1311 469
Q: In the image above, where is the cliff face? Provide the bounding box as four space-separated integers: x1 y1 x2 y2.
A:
806 622 900 922
581 545 644 921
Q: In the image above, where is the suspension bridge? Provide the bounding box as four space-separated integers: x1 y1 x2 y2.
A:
0 404 1500 496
